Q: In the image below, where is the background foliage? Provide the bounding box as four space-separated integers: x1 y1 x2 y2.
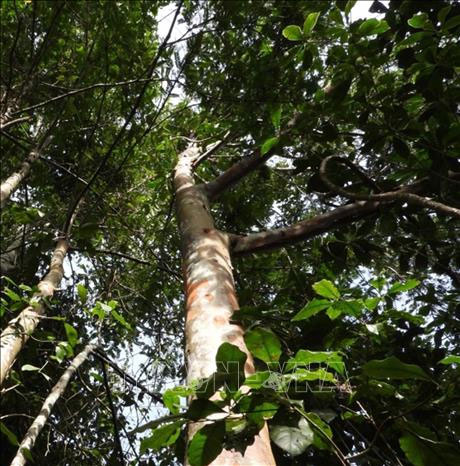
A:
1 1 459 465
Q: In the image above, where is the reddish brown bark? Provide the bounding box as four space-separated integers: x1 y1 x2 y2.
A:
174 143 276 465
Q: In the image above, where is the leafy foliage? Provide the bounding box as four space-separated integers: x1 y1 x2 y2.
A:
1 1 459 465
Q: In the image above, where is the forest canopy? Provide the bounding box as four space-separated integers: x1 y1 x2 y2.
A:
1 1 459 465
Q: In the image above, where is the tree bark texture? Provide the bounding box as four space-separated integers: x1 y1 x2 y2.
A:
0 239 68 386
174 144 276 465
10 344 96 466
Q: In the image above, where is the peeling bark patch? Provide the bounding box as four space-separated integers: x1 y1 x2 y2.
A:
213 315 226 326
186 279 209 305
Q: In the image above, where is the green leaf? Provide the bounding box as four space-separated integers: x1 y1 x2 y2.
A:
3 288 21 302
399 433 460 466
215 342 247 392
437 5 452 24
188 421 225 466
21 364 40 371
439 355 460 365
163 386 194 414
77 283 88 303
358 19 389 36
396 32 432 51
370 277 386 291
326 306 342 320
364 297 380 310
244 328 281 363
408 13 429 29
111 309 132 331
237 394 279 422
365 323 382 335
303 412 333 439
270 424 313 456
261 136 279 155
91 302 107 321
283 368 336 383
270 106 282 130
64 323 78 347
282 25 302 41
0 421 19 446
187 399 224 421
388 309 424 325
368 380 396 397
344 0 356 16
292 299 331 321
362 356 430 381
244 371 271 389
388 279 420 294
216 342 247 367
54 341 74 362
443 15 460 30
288 350 344 375
303 12 320 35
140 421 183 453
332 299 363 317
312 279 340 299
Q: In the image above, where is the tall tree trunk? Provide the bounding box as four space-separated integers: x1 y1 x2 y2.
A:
174 144 276 465
0 239 68 386
10 344 96 466
0 149 40 208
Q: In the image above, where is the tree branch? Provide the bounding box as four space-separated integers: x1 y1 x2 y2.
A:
10 77 160 116
10 344 96 466
0 115 30 131
100 358 125 465
320 155 460 219
204 113 300 201
203 147 268 200
193 130 232 168
230 200 381 256
94 348 163 403
231 170 460 255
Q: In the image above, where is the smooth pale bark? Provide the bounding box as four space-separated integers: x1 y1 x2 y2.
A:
0 239 68 386
0 150 40 208
10 344 96 466
0 115 30 131
174 144 276 465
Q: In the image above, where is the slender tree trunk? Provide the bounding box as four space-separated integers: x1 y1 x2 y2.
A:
0 237 22 276
174 144 276 465
0 239 68 386
10 344 96 466
0 149 40 208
